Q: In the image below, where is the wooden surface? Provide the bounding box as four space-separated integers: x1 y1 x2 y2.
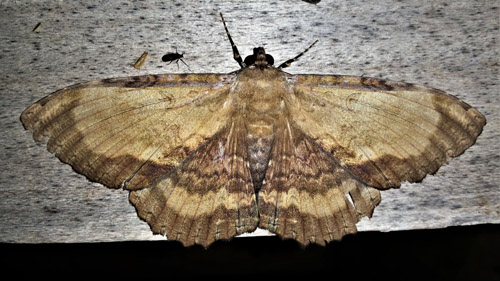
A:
0 0 498 243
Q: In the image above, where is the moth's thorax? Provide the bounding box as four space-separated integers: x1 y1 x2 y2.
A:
233 67 289 190
234 67 288 138
235 67 287 114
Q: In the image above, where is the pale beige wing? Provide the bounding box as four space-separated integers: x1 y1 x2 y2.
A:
129 117 258 247
287 75 486 189
258 116 381 246
21 74 236 190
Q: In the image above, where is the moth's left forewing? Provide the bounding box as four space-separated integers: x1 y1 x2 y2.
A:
21 74 236 190
287 74 486 189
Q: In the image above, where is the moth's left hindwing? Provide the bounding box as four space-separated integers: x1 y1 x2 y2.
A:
130 116 259 247
21 74 236 191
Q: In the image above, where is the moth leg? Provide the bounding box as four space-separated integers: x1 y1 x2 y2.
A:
220 13 245 68
278 40 319 69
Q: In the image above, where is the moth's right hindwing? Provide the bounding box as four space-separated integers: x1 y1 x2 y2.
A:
258 116 381 246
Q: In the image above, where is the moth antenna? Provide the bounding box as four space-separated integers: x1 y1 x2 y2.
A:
220 13 245 68
278 40 319 69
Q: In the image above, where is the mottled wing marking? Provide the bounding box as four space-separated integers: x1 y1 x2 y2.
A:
129 117 258 247
258 116 381 246
21 74 235 190
289 75 486 189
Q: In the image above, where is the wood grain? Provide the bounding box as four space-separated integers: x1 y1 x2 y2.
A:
0 0 498 243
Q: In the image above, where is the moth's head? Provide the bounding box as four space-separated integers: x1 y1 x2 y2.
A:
244 47 274 68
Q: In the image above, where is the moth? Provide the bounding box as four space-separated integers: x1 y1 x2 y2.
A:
133 51 148 69
162 48 190 70
21 13 486 247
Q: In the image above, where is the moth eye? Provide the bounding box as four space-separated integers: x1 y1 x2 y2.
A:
244 55 256 66
265 54 274 65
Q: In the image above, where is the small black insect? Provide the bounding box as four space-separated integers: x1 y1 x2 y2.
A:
162 48 190 70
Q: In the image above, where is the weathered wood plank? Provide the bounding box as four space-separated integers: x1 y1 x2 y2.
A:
0 0 498 243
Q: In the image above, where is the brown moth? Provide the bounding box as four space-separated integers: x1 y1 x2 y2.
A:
21 13 486 247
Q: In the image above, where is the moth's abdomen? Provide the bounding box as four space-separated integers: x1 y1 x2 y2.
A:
247 133 273 192
245 101 278 191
